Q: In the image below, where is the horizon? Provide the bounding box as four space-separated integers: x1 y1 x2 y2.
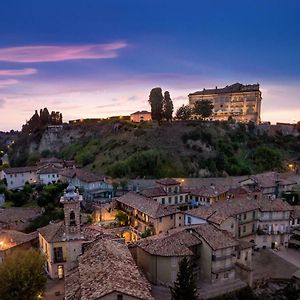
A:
1 0 300 131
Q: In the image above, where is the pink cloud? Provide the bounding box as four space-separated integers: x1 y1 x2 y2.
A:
0 42 127 63
0 79 19 88
0 68 37 76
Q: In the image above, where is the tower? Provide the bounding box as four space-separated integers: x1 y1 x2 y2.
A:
60 184 82 239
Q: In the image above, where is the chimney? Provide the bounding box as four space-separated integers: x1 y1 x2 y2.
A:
215 86 218 89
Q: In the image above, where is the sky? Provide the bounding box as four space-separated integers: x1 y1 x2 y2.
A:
0 0 300 131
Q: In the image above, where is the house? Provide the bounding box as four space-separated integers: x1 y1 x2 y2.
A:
65 238 154 300
289 205 300 248
0 207 43 231
141 178 190 207
37 164 61 185
115 191 183 240
134 224 249 287
130 111 152 123
184 197 292 249
38 185 86 279
239 173 297 197
0 230 38 263
2 166 38 189
184 184 228 206
59 168 112 200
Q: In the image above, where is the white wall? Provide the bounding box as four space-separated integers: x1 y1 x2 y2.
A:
184 213 207 226
5 171 38 190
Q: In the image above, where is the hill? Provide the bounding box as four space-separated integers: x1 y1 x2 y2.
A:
6 120 300 179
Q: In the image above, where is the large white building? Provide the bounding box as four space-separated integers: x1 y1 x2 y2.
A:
2 166 38 190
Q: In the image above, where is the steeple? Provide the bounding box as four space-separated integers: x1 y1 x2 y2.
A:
60 184 82 239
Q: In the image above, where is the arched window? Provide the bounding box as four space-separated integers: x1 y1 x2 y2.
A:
70 211 76 226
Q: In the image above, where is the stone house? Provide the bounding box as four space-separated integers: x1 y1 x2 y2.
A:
130 111 152 123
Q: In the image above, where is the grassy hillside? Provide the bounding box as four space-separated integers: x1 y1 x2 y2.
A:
8 120 300 179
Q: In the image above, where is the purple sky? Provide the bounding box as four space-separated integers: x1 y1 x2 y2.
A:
1 0 300 130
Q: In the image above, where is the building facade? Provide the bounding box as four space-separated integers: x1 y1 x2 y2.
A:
38 185 86 279
188 83 262 123
130 111 152 123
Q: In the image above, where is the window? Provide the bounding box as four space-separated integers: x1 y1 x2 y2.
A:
185 195 189 203
54 247 64 263
187 216 192 225
243 225 246 233
170 215 173 220
243 213 247 220
175 196 178 204
117 295 123 300
159 217 162 223
161 198 165 204
252 211 256 219
231 223 234 229
224 273 229 279
180 195 183 202
252 223 255 233
168 197 172 204
70 211 76 226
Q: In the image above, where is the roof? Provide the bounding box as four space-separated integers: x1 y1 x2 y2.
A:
116 192 179 219
189 83 260 96
184 184 228 198
3 166 38 175
37 164 61 175
0 207 42 225
0 230 38 251
59 168 106 183
130 111 151 115
136 227 200 256
141 187 167 198
185 198 292 225
155 178 180 186
39 157 63 164
65 239 154 300
137 224 237 254
37 221 66 243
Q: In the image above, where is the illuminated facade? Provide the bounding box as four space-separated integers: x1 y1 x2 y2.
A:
188 83 262 124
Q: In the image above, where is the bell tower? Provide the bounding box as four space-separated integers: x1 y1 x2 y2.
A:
60 184 82 239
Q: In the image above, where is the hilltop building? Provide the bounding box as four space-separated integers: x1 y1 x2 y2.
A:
130 111 152 123
38 185 86 279
188 83 262 123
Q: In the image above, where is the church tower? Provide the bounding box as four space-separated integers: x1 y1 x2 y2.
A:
60 184 82 239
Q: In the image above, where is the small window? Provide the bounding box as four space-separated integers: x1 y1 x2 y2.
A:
243 213 247 220
161 198 165 204
187 216 191 224
243 225 246 233
180 195 183 202
168 197 172 204
170 215 173 220
117 295 123 300
224 273 229 279
159 217 162 223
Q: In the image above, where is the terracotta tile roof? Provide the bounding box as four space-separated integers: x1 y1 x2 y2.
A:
137 224 237 254
117 192 179 219
141 187 167 197
136 228 199 256
185 198 292 225
130 111 151 115
37 164 61 175
189 83 260 96
0 230 38 251
155 178 180 186
38 221 66 243
184 184 228 198
0 207 42 225
65 239 154 300
3 166 38 175
59 168 106 183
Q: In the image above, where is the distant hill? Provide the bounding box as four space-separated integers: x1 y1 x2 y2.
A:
6 120 300 178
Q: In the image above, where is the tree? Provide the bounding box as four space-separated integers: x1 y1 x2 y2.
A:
115 210 128 226
176 105 191 121
163 91 174 122
170 257 197 300
0 249 47 300
193 100 213 119
149 87 164 122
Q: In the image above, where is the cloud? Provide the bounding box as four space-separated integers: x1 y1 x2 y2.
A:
0 68 37 76
0 79 19 88
0 42 128 63
0 99 5 108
